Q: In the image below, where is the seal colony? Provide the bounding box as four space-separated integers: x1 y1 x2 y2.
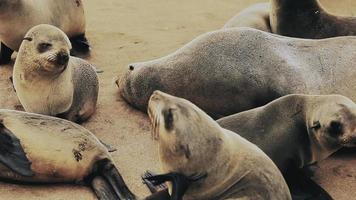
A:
0 109 136 200
118 27 356 118
224 0 356 38
145 91 292 200
0 0 89 64
13 24 98 123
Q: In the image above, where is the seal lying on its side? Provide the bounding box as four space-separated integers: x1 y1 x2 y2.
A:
0 0 89 64
13 24 98 123
223 3 271 32
217 94 356 199
118 28 356 118
145 91 291 200
0 109 135 200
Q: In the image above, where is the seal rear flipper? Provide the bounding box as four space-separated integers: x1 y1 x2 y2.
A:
0 42 13 65
97 159 137 200
0 122 34 177
143 172 207 200
69 34 90 56
287 170 333 200
144 190 171 200
91 176 118 200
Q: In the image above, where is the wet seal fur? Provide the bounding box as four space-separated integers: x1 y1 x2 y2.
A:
118 28 356 118
224 0 356 39
218 94 356 199
0 109 135 200
146 91 291 200
0 0 89 64
13 24 98 123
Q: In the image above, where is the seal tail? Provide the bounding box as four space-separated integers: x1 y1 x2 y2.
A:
92 159 137 200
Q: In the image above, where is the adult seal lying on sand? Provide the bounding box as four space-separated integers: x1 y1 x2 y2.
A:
118 28 356 118
224 0 356 39
223 3 271 32
144 91 291 200
0 109 135 200
218 94 356 199
0 0 89 64
13 24 98 123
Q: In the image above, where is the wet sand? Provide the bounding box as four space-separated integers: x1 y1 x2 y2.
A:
0 0 355 199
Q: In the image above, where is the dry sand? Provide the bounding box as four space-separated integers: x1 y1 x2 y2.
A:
0 0 355 199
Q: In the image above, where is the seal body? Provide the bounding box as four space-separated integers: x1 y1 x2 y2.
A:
147 91 291 200
0 109 135 199
223 3 271 32
270 0 356 38
217 94 356 173
0 0 88 64
13 24 98 123
118 28 356 118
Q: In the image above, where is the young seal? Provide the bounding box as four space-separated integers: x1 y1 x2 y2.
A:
13 24 98 123
118 28 356 118
217 94 356 199
0 0 89 64
145 91 292 200
223 3 271 32
0 109 136 200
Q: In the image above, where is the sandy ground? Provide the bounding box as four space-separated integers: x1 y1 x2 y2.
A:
0 0 355 199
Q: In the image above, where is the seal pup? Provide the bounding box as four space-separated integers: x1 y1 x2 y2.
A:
0 109 136 200
218 94 356 199
0 0 89 64
13 24 98 123
145 91 292 200
118 28 356 118
270 0 356 38
223 3 271 32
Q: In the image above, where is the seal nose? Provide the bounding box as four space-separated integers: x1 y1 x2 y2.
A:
56 52 69 65
129 65 135 71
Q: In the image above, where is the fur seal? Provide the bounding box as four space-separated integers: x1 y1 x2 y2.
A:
217 94 356 199
223 3 271 32
13 24 98 123
118 28 356 118
224 1 356 39
0 0 89 64
0 109 136 200
145 90 292 200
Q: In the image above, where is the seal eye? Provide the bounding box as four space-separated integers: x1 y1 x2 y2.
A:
328 121 343 136
37 42 52 53
163 108 174 131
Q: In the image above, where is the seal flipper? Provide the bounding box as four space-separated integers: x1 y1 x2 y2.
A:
69 34 90 56
142 170 168 193
0 121 34 177
0 42 13 65
99 140 117 153
95 159 136 200
287 169 333 200
143 172 207 200
91 176 118 200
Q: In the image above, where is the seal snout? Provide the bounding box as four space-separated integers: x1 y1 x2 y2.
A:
129 64 135 71
56 51 69 66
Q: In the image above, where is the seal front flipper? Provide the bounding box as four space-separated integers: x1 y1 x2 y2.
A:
69 34 90 56
142 170 168 193
0 121 34 177
143 172 207 200
0 42 13 65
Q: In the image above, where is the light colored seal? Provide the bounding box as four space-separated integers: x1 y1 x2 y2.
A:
223 3 271 32
218 94 356 199
118 28 356 118
0 109 136 200
13 24 98 123
0 0 89 64
147 91 291 200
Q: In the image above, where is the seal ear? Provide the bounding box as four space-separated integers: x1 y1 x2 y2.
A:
23 37 33 42
311 121 321 130
163 108 174 130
